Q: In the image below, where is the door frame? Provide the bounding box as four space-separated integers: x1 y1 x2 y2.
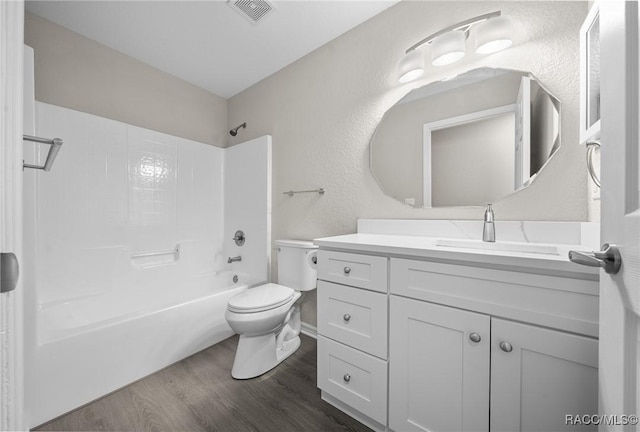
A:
0 1 25 430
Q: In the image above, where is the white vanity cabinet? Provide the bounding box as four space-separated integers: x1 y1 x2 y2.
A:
315 235 599 432
490 319 598 432
316 250 390 429
389 298 598 432
388 257 599 432
389 296 490 432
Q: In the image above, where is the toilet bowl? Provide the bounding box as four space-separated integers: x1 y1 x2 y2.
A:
225 240 317 379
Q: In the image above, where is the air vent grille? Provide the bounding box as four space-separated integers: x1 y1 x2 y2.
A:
228 0 275 24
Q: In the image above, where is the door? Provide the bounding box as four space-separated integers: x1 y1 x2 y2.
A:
0 1 25 431
598 1 640 423
389 296 490 432
490 318 599 432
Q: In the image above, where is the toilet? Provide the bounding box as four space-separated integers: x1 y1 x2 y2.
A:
225 239 318 379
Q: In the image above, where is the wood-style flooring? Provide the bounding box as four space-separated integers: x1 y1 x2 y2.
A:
35 334 371 432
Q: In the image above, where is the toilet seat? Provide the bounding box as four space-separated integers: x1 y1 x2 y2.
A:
227 283 295 313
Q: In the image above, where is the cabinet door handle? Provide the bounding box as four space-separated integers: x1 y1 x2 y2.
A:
469 332 481 343
343 314 351 322
499 341 513 353
343 374 351 383
343 266 351 274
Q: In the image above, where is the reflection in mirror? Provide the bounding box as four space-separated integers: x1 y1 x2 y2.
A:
370 68 560 207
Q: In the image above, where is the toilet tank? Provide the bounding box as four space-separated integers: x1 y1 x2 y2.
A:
275 240 318 291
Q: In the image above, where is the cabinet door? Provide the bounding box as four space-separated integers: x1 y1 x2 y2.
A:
490 318 598 432
579 3 601 144
389 296 490 432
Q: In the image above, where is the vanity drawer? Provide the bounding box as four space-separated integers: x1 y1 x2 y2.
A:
317 250 388 293
390 258 600 337
317 280 388 359
317 335 388 425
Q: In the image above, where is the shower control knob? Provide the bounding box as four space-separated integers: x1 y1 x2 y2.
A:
343 374 351 383
232 230 245 246
343 267 351 274
499 341 513 353
469 333 481 343
343 314 351 322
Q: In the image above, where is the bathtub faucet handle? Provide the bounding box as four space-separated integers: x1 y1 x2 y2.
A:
233 230 245 246
228 256 242 264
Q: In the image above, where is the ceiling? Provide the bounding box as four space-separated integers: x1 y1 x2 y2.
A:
26 0 398 99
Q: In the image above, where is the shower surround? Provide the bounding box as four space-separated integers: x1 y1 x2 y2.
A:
23 102 271 427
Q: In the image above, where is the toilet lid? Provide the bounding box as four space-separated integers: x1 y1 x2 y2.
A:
227 283 295 313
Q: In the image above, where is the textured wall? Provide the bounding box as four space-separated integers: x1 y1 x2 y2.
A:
24 13 228 147
227 1 589 326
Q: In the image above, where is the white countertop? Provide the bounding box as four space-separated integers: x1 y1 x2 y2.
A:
314 233 600 280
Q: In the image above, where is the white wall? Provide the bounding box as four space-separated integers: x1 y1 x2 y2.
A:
227 1 589 326
224 136 272 284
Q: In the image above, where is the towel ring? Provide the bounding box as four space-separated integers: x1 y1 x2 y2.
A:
586 141 601 188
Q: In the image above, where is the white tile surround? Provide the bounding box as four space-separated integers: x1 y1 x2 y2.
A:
224 137 272 283
23 102 272 427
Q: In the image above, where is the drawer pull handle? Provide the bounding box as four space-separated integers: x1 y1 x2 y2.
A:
343 266 351 274
343 314 351 322
343 374 351 383
469 333 481 343
499 341 513 353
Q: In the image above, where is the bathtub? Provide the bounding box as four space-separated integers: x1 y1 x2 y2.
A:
30 271 260 427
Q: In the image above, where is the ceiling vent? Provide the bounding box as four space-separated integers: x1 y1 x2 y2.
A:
228 0 275 25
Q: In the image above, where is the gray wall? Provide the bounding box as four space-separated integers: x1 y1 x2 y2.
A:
227 1 589 326
431 113 515 207
24 12 228 147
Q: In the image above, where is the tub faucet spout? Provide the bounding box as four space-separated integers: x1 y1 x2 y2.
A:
228 256 242 264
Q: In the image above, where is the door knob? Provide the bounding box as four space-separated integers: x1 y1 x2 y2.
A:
569 243 621 274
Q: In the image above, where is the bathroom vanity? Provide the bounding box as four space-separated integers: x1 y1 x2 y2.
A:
315 220 600 432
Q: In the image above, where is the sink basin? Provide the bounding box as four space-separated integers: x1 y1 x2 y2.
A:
435 239 559 255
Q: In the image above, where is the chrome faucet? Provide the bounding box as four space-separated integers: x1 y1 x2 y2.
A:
482 204 496 242
228 256 242 264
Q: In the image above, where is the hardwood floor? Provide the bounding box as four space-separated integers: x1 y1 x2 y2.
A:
35 335 371 432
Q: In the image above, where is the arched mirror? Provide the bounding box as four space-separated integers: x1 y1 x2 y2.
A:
370 67 560 207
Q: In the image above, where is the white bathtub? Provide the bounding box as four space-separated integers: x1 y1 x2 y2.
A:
30 271 259 427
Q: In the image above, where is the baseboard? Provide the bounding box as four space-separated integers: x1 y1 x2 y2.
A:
300 322 317 339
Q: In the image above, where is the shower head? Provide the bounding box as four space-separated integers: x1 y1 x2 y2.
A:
229 122 246 137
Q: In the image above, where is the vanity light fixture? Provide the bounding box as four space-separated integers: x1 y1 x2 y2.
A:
431 30 466 66
475 16 513 54
398 49 425 83
398 11 512 82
